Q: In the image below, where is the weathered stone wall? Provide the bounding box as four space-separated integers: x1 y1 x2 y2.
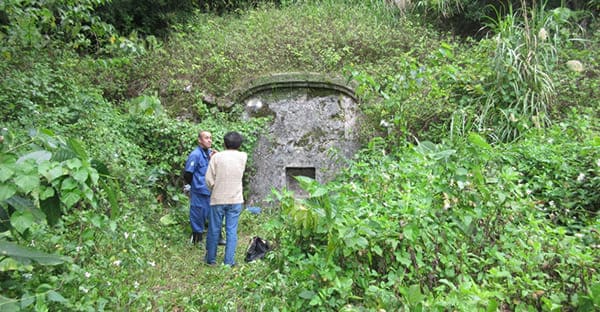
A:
240 76 361 208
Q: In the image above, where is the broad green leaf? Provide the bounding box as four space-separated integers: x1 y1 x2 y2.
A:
46 290 67 303
90 214 103 228
82 185 94 202
311 186 328 198
0 257 22 272
355 236 368 248
60 177 78 191
455 167 468 177
298 290 315 299
40 164 65 182
109 220 117 232
394 251 411 267
0 165 14 183
67 138 89 164
415 141 437 154
39 186 55 200
37 161 51 178
20 292 34 309
51 148 76 162
13 174 40 194
64 158 82 170
89 169 99 185
371 244 383 256
15 161 35 175
0 240 71 265
296 175 315 186
0 184 17 202
159 214 178 226
72 168 88 183
468 132 491 150
104 180 120 218
37 129 59 149
403 224 418 242
0 294 20 311
3 195 49 225
4 196 39 217
407 284 424 306
432 149 456 161
486 299 499 312
589 282 600 305
10 210 34 234
17 151 52 164
60 191 81 209
36 284 53 292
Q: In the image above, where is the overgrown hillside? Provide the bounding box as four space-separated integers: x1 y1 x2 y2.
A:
1 0 599 311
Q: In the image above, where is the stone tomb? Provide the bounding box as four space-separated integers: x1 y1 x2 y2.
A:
237 74 361 208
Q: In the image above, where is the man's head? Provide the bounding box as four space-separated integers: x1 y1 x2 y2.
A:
223 131 243 150
198 131 212 149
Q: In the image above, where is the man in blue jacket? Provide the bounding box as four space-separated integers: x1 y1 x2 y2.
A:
184 130 222 246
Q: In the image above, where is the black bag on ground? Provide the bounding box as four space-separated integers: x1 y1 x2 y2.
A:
245 236 270 262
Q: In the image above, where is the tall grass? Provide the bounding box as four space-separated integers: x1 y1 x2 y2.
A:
479 1 562 142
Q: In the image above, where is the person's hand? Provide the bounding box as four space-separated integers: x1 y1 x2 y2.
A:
183 184 191 194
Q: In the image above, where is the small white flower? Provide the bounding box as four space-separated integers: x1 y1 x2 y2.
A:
379 119 390 127
124 232 129 239
526 189 532 195
596 159 600 167
81 287 89 294
577 173 585 182
148 261 156 267
134 281 139 289
443 200 451 209
107 281 112 286
85 272 91 278
549 201 555 207
538 28 548 41
76 246 82 252
113 260 122 266
574 233 584 238
23 273 32 280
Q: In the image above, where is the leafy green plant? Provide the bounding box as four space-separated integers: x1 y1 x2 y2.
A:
477 1 573 142
255 112 599 310
0 128 111 309
0 0 115 53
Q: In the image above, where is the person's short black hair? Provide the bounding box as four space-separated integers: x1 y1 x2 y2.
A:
224 131 243 149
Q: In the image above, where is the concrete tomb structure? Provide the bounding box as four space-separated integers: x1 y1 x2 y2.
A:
234 73 362 208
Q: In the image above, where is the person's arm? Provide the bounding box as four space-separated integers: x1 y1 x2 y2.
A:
183 151 196 192
205 158 216 191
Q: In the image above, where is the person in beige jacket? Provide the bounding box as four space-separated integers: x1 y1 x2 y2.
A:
204 131 247 266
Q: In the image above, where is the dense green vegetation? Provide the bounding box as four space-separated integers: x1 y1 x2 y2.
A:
1 0 599 310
